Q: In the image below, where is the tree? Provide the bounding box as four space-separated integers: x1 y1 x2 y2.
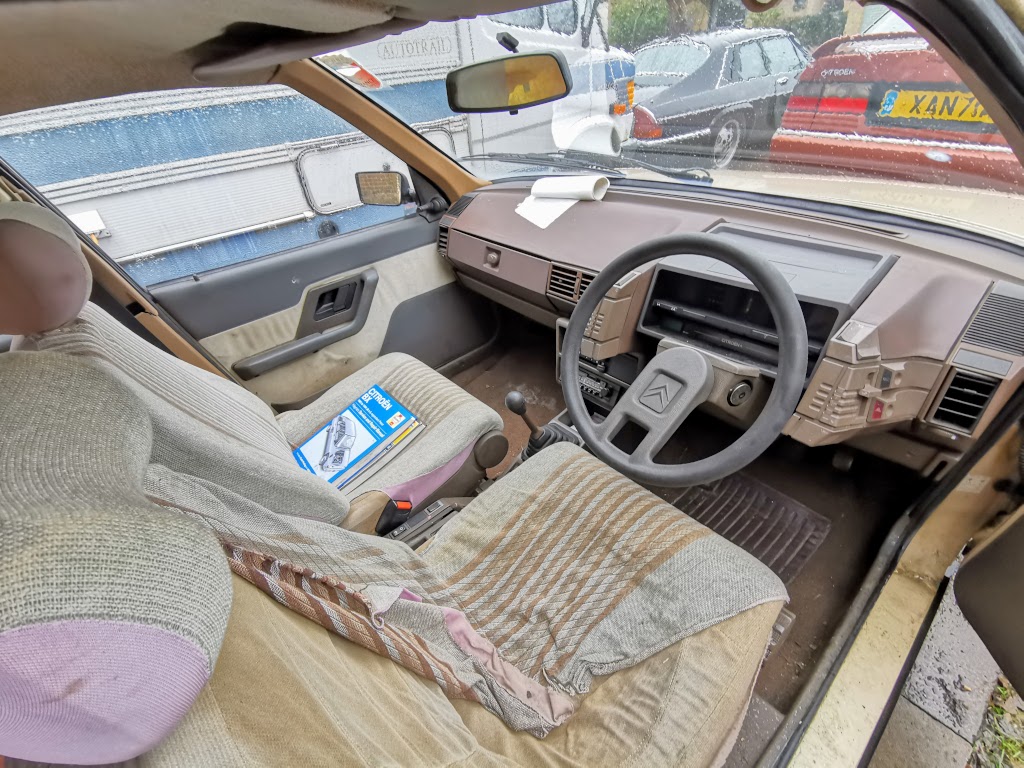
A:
608 0 669 50
665 0 712 35
608 0 742 51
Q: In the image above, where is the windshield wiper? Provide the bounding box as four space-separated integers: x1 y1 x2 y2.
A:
461 151 628 177
616 154 713 183
461 150 711 184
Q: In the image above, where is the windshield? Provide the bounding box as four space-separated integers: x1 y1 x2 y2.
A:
327 1 1024 244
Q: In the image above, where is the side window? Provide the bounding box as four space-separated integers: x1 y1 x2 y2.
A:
733 42 769 81
0 86 416 287
492 7 545 29
545 1 578 35
762 36 803 74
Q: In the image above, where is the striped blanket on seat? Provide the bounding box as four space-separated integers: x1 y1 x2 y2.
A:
148 443 786 737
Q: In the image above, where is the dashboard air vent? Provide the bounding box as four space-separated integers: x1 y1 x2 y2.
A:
963 285 1024 356
447 194 474 218
579 271 594 295
932 369 999 434
437 226 449 258
548 264 596 303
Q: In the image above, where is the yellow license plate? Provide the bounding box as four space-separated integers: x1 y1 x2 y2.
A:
877 88 993 124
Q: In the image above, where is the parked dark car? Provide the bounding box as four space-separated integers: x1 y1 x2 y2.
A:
624 28 810 168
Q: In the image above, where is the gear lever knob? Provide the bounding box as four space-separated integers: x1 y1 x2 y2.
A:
504 390 542 439
504 390 527 416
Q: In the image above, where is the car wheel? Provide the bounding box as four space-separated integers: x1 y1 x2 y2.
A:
711 116 744 169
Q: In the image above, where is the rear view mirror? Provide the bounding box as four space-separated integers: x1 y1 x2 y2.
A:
355 171 410 206
446 52 572 114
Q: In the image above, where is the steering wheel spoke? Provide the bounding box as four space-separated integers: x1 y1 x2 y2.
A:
560 233 808 487
598 346 715 462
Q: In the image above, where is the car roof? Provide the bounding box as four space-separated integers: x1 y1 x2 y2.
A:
636 27 787 54
0 0 549 116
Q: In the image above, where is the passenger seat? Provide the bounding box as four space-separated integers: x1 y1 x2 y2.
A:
0 202 506 531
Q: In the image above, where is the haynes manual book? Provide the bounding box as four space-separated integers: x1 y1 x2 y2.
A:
292 386 419 489
332 419 423 491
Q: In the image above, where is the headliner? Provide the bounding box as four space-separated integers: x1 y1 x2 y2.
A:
0 0 546 115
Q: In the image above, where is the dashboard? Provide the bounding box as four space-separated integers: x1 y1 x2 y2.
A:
439 180 1024 476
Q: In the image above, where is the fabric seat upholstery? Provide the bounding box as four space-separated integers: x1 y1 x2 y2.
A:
21 303 504 528
143 574 780 767
1 202 504 531
0 200 788 766
2 352 782 765
0 352 234 765
275 346 506 511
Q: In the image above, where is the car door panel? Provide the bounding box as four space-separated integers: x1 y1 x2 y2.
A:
231 267 379 381
150 215 434 339
728 42 772 135
763 36 805 128
753 48 777 133
772 73 796 128
954 505 1024 693
150 215 495 405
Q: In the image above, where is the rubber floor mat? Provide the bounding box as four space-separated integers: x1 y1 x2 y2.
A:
672 474 831 584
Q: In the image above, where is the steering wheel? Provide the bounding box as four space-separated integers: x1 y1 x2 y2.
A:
560 234 808 487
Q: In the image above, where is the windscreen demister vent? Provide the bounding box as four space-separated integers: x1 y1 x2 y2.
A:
437 226 449 258
963 287 1024 356
547 264 596 303
931 369 999 434
447 195 474 218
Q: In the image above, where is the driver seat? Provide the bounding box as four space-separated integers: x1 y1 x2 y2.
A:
0 207 787 767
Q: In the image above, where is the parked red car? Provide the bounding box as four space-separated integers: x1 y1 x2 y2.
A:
769 32 1024 191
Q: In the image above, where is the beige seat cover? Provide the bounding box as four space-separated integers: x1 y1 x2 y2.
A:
0 201 505 532
0 349 782 766
0 202 784 766
140 437 783 767
147 575 778 768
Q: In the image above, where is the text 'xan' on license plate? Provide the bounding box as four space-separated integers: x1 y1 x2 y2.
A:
877 88 993 124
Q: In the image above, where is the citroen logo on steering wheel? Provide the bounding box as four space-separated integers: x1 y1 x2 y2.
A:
639 374 682 413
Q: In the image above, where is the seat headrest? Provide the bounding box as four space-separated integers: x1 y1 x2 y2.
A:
0 202 92 336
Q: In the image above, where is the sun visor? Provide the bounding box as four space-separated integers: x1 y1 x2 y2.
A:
192 18 424 82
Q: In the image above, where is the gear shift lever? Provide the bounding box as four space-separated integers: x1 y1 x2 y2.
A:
505 390 584 460
504 390 543 441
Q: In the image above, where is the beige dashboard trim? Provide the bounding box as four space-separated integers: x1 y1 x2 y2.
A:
449 183 1023 465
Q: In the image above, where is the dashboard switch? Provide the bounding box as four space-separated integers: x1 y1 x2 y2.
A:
870 399 886 421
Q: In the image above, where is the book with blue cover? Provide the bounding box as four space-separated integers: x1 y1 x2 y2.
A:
293 386 421 490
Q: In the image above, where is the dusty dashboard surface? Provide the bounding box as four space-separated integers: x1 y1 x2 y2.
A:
441 180 1024 475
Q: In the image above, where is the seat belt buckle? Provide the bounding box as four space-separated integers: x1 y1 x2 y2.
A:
385 499 466 548
376 498 414 536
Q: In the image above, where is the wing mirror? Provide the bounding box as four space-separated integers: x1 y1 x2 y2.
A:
446 52 572 114
355 171 411 206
